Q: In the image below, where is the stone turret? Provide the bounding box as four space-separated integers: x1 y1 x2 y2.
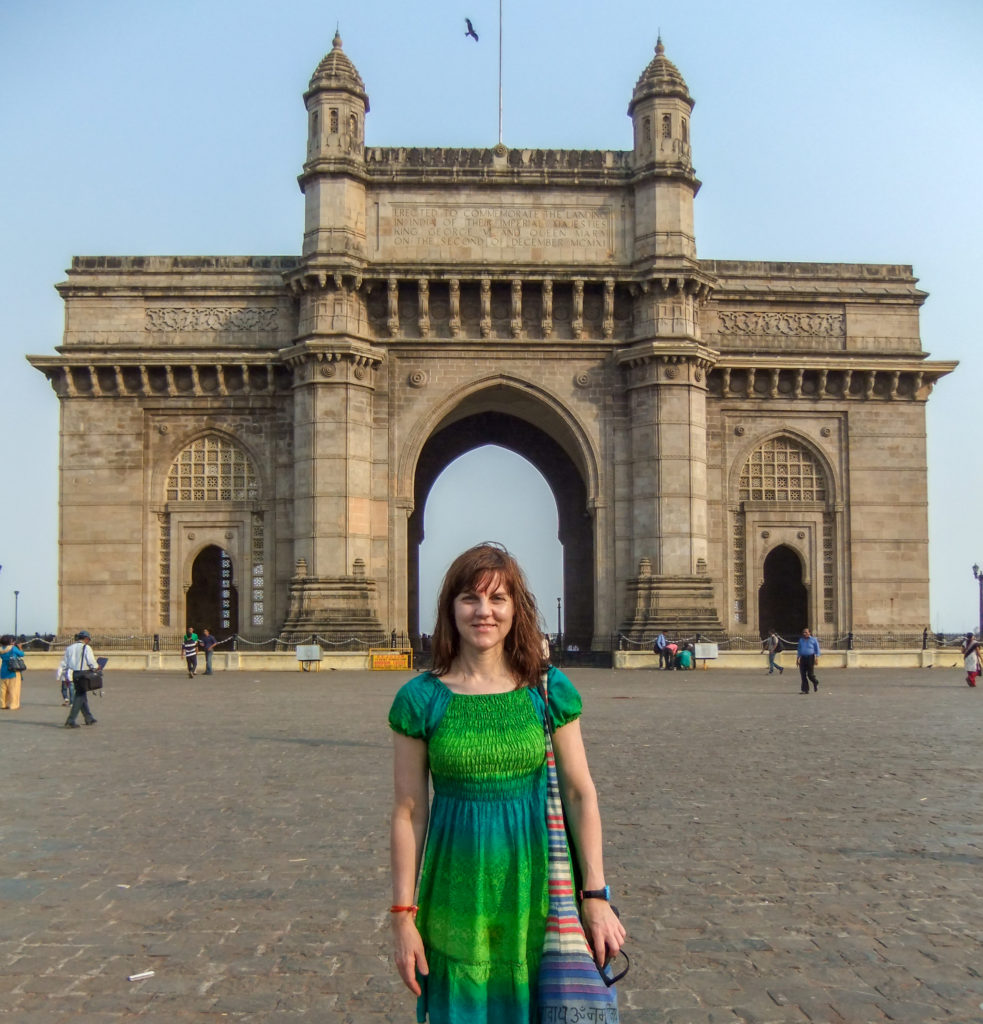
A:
628 39 700 267
628 37 695 175
298 32 369 259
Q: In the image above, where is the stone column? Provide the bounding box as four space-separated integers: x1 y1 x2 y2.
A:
616 341 724 637
281 332 385 641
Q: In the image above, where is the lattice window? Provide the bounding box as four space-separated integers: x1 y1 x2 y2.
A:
251 512 265 627
166 436 258 502
158 514 170 626
661 113 672 139
219 550 233 631
823 519 835 622
329 108 339 133
739 437 827 503
732 514 747 623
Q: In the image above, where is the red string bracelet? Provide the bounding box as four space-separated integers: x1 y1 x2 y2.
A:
389 904 418 914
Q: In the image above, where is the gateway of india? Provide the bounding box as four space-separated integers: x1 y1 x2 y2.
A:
29 35 955 649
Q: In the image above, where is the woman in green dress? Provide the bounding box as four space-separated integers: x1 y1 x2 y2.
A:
389 543 625 1022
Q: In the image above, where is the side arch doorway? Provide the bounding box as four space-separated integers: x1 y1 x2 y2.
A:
186 545 238 640
758 545 807 638
408 410 594 648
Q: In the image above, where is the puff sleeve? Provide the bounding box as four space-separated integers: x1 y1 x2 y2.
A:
545 665 583 731
388 673 451 740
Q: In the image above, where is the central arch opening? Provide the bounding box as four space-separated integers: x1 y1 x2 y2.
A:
418 446 562 634
408 409 594 648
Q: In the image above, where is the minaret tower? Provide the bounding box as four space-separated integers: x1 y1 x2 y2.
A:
280 33 384 642
298 30 369 259
618 40 723 638
627 37 698 266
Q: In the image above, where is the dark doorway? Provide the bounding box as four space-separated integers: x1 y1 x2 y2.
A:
186 546 238 640
758 545 808 638
409 411 593 649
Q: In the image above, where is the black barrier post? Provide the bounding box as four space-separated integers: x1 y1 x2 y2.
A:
153 633 159 652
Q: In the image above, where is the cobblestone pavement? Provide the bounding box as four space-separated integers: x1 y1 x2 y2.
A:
2 665 982 1023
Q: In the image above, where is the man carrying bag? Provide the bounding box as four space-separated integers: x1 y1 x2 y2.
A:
59 631 101 728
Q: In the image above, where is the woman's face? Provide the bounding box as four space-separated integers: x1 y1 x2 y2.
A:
452 574 515 654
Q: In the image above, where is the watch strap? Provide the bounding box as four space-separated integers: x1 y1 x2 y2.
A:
579 885 611 901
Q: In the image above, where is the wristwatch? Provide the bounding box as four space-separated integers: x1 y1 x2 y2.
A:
579 885 611 902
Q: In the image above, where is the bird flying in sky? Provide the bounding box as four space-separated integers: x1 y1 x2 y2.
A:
465 18 479 42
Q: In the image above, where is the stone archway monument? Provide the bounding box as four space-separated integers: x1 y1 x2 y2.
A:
29 33 954 645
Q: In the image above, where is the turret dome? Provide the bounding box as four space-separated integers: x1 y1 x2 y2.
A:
628 38 693 116
308 31 369 109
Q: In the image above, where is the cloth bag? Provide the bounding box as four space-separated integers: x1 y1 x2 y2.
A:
537 673 622 1023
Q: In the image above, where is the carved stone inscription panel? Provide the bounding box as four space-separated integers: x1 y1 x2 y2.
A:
383 202 615 263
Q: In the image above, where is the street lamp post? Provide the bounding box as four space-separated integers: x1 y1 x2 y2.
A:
974 565 983 636
13 590 19 637
556 597 562 652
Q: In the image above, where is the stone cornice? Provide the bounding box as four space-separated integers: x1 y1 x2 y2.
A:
703 260 926 305
279 339 384 387
26 356 291 399
615 339 719 371
708 358 957 402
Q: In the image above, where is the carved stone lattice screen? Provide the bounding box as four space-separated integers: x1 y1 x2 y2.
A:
739 437 827 502
166 436 258 502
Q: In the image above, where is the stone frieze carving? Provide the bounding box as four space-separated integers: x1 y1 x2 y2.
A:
146 307 279 332
716 311 845 337
365 147 632 171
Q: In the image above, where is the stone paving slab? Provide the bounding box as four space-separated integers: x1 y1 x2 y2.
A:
1 666 982 1022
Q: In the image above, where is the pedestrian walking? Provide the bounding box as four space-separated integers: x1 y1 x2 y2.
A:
59 631 100 727
182 628 200 678
796 627 821 694
961 632 981 687
762 630 784 675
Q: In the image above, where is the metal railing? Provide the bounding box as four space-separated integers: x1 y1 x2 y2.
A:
12 629 970 658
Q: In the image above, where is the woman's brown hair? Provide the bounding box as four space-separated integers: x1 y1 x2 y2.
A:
430 542 546 687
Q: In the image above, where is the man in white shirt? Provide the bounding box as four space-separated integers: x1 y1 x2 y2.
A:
59 631 100 728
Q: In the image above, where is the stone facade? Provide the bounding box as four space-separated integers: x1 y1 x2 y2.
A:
29 35 955 646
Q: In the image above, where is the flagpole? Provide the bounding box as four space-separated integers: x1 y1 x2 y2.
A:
498 0 503 145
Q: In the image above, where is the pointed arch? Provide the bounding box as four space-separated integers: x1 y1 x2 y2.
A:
396 374 600 505
155 431 269 637
395 375 603 647
729 431 840 633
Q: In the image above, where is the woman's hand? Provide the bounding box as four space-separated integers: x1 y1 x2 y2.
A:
391 913 429 995
580 899 627 969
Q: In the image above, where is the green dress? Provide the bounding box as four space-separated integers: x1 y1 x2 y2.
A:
389 667 582 1023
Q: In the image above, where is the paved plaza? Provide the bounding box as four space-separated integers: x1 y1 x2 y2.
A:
1 664 982 1023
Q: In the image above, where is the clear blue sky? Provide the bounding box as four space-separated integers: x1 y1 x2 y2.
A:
1 0 981 636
